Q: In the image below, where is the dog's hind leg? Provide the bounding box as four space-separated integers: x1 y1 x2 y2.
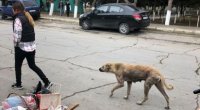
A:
155 82 170 109
137 78 153 105
124 81 132 99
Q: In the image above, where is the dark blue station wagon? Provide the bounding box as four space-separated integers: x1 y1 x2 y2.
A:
0 0 40 19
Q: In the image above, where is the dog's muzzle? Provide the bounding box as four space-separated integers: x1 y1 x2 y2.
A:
99 68 103 72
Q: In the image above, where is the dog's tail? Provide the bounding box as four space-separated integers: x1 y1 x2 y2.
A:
161 76 174 90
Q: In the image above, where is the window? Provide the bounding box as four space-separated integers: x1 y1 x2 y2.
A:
126 5 140 12
23 0 37 7
96 6 108 13
109 6 124 13
7 1 15 6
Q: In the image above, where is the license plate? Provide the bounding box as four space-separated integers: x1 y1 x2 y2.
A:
29 10 36 12
143 16 148 19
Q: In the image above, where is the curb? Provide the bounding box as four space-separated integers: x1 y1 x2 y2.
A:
41 15 200 35
41 16 79 24
147 26 197 35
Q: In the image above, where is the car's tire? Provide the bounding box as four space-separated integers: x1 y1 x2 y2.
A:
119 23 130 34
1 14 7 20
34 15 40 20
36 13 41 20
81 20 91 30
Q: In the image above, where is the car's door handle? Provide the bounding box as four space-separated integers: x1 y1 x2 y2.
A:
117 16 121 18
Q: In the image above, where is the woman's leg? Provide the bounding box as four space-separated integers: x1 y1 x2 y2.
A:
26 50 50 86
14 47 25 86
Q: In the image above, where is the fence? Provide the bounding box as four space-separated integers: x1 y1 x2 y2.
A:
145 6 200 27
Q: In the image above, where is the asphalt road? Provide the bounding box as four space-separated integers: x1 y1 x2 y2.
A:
0 19 200 110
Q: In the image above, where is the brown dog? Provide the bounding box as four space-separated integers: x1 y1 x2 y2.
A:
99 63 173 109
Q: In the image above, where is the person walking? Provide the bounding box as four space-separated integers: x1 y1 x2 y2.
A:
12 1 51 89
46 0 50 13
40 0 44 11
66 0 70 17
59 0 64 16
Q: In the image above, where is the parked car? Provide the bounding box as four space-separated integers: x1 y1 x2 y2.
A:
0 0 40 20
79 3 150 34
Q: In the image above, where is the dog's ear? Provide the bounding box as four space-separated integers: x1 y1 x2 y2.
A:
115 63 120 71
105 63 112 70
106 63 111 67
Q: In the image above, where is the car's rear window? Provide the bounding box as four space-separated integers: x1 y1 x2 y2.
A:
22 0 37 7
126 5 140 12
7 0 37 7
7 1 16 6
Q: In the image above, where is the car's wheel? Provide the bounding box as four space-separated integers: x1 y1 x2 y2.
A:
34 15 40 20
1 14 7 20
36 13 41 20
119 23 130 34
81 20 91 30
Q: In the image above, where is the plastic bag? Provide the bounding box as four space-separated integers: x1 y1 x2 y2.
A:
6 106 26 110
2 93 37 110
2 96 26 110
22 96 37 110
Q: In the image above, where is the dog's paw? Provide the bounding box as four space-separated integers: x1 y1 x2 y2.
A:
123 96 128 100
165 106 170 109
109 94 113 97
136 101 143 105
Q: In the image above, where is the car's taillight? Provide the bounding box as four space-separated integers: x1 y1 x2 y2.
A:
132 13 142 21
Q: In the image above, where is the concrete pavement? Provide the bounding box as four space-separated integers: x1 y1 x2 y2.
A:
40 13 200 35
1 18 200 110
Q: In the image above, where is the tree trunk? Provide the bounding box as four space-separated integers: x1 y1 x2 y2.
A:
49 0 54 16
124 0 130 4
74 0 79 18
165 0 173 25
92 0 97 8
133 0 137 7
116 0 119 3
167 0 173 10
2 0 6 6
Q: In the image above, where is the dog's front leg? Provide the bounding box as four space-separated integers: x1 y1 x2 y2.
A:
124 81 132 99
110 75 124 97
110 83 124 97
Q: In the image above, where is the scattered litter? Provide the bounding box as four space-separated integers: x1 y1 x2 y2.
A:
37 93 61 110
6 106 26 110
1 81 79 110
66 103 79 110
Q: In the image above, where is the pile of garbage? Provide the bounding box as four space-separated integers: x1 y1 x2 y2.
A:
1 82 79 110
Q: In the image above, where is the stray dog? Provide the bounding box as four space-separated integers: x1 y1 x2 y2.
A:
99 63 173 109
